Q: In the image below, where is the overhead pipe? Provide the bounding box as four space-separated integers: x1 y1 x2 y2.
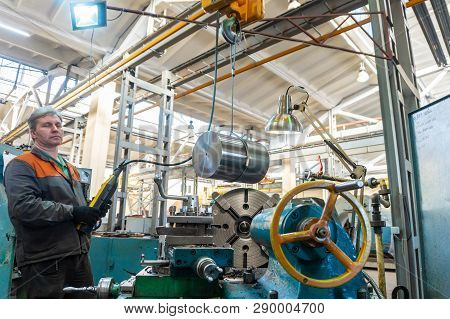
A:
0 8 207 143
148 1 369 86
133 17 372 119
110 17 372 123
176 18 371 99
405 0 429 8
2 12 370 141
130 17 371 118
2 2 368 142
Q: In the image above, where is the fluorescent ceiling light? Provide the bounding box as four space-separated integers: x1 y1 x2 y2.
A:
70 1 107 30
0 22 30 37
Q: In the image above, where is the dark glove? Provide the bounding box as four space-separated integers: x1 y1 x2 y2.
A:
97 200 112 218
72 206 102 226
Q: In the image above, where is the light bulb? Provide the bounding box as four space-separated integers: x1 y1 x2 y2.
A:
288 0 300 10
357 62 370 83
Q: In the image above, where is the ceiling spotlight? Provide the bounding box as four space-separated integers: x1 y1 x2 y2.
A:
70 1 107 31
265 93 303 135
357 62 370 83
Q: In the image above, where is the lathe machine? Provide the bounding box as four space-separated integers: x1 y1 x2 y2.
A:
66 179 372 299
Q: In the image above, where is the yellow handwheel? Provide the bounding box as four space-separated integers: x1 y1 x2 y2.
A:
270 180 372 288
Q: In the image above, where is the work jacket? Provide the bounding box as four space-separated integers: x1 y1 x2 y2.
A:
4 147 89 267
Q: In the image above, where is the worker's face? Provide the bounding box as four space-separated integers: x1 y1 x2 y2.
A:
31 115 63 148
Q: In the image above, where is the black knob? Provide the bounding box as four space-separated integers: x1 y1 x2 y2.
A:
268 290 278 299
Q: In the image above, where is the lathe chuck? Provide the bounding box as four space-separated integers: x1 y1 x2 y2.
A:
212 188 276 268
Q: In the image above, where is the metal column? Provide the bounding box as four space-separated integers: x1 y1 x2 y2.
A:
181 167 187 196
108 69 174 231
368 0 423 298
151 71 175 235
67 117 84 166
108 69 138 231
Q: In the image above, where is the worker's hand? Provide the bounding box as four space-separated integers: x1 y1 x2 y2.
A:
72 206 103 226
99 200 112 218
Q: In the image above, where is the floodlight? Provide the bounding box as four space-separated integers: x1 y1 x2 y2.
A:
70 1 107 30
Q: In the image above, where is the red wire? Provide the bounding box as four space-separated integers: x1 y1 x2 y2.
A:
317 155 323 175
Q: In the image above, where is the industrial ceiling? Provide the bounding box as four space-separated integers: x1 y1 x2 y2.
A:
0 0 448 174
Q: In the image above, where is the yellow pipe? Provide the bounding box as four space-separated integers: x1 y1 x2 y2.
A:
4 16 370 139
132 17 372 116
0 9 206 143
375 232 387 297
405 0 428 8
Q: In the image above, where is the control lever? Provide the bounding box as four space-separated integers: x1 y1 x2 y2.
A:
63 286 96 294
334 180 364 193
154 175 199 214
154 175 189 201
293 92 367 180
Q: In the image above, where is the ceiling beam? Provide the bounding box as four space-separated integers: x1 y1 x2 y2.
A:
366 152 385 166
329 18 378 74
14 0 23 9
334 86 379 110
270 132 385 161
335 110 380 123
192 86 269 124
201 22 337 111
304 86 380 136
420 68 448 102
97 1 159 70
47 0 66 23
416 64 447 77
249 51 336 110
0 37 75 66
136 64 269 125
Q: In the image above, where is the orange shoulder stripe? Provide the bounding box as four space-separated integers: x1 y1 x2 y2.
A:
67 163 81 181
15 153 61 178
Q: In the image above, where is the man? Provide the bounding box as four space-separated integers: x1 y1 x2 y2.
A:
4 107 107 298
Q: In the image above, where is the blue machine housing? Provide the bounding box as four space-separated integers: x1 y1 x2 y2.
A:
89 235 159 283
0 144 22 298
168 247 234 270
223 201 366 299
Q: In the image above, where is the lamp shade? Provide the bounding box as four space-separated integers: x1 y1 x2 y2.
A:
265 94 303 134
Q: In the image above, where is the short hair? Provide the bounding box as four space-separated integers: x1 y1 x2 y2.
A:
28 106 63 130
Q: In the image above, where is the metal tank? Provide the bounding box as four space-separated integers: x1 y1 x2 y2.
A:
192 131 269 184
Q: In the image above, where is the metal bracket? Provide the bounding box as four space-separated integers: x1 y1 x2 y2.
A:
128 74 174 97
394 63 420 99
